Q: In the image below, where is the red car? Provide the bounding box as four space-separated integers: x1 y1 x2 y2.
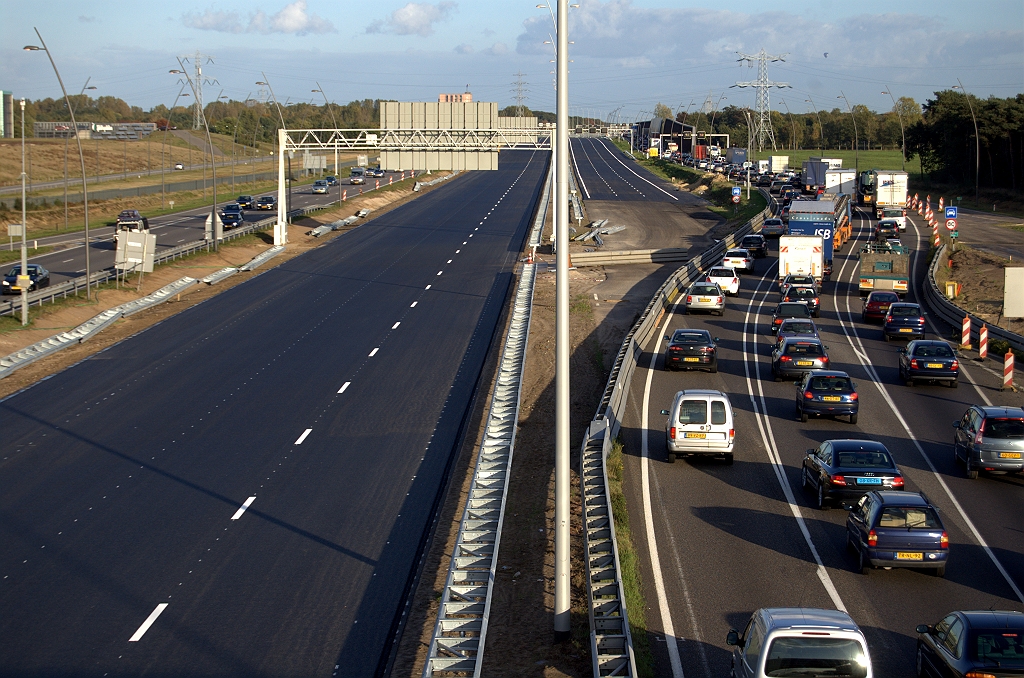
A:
862 291 900 322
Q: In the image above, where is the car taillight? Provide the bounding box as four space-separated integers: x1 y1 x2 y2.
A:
804 391 814 399
729 429 735 441
686 295 693 303
910 359 918 369
849 392 858 401
918 317 925 323
732 278 738 285
975 419 985 445
814 298 819 305
966 672 997 678
951 360 959 370
700 347 714 354
706 277 713 283
716 297 722 304
670 427 676 439
867 529 877 547
820 356 829 363
775 317 783 324
829 474 846 486
780 355 792 362
940 531 949 549
891 475 904 487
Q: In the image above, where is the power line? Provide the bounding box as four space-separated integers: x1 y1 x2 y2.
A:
732 49 790 152
511 71 529 116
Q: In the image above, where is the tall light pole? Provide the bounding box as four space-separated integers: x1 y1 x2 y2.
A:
881 87 906 171
312 83 339 176
19 99 28 325
25 29 92 300
838 91 858 173
256 76 288 245
173 63 220 251
709 93 727 132
778 97 797 150
64 79 96 231
953 81 980 206
805 98 824 150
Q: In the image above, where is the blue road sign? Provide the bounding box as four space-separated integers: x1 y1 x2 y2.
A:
732 186 742 196
945 206 958 219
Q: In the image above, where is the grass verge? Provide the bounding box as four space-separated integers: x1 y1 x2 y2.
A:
607 436 654 678
0 246 54 266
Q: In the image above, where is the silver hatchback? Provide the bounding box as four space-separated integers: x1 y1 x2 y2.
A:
952 406 1024 479
684 282 725 316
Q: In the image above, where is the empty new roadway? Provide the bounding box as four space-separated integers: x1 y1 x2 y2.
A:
0 149 546 676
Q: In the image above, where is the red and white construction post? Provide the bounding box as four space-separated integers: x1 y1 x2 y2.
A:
1003 351 1015 390
979 324 988 359
961 315 972 349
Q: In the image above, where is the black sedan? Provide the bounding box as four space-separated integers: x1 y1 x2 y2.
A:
916 610 1024 677
899 340 959 387
772 337 830 381
770 301 812 334
775 318 819 347
2 264 50 294
257 196 277 210
801 439 904 510
663 329 719 373
781 284 820 317
219 203 244 228
883 302 925 341
739 234 768 258
237 195 255 209
796 370 858 424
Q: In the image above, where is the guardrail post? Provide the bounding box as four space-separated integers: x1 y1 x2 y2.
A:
961 315 971 349
979 324 988 359
1004 351 1014 390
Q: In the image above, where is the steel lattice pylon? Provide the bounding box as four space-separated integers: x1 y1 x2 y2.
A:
732 49 790 152
179 51 218 130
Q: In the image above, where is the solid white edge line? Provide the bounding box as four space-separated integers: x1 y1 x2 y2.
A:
568 139 592 199
600 139 679 201
640 307 686 678
834 209 1024 603
231 496 256 520
338 381 351 394
740 262 849 613
294 428 312 445
128 603 168 642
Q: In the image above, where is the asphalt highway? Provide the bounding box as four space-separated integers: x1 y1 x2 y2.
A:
1 170 412 291
0 150 546 676
617 203 1024 677
570 136 681 203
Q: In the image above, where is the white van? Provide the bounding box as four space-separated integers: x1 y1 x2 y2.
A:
661 389 735 463
349 167 366 185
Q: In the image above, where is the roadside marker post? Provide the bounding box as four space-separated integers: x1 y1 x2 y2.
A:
979 324 988 359
961 315 972 349
342 189 347 201
1004 352 1015 390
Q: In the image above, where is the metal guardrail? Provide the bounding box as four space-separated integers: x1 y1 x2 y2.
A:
414 171 462 191
201 267 240 285
924 244 1024 353
582 189 771 678
422 161 551 678
572 247 693 266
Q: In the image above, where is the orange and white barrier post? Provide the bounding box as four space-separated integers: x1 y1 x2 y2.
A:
342 189 347 202
389 175 393 185
961 315 972 349
375 179 380 189
939 197 944 211
979 324 988 359
933 223 940 247
1003 352 1015 390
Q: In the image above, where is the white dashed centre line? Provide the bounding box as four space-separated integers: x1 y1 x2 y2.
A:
455 250 460 254
294 429 313 445
392 322 401 329
410 301 418 307
436 271 443 276
62 258 74 263
129 603 168 642
338 381 351 394
425 285 432 290
447 260 452 264
369 348 379 357
231 496 256 520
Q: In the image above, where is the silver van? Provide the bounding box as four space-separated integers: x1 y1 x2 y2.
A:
661 389 735 463
727 608 873 678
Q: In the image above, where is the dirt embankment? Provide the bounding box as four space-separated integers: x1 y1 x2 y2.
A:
934 244 1024 336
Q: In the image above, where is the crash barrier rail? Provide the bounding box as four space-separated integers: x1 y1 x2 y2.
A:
414 171 462 191
423 161 550 678
239 246 285 272
582 190 771 677
925 244 1024 354
570 168 586 225
572 247 692 266
200 267 240 285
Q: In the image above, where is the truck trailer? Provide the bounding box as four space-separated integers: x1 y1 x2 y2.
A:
778 234 826 285
825 169 857 196
857 241 910 296
870 170 908 218
787 198 849 280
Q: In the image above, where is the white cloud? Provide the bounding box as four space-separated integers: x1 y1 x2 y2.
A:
482 42 508 56
366 2 457 37
183 1 335 35
454 43 474 54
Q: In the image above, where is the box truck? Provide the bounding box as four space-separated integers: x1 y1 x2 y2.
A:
825 169 856 195
778 234 825 285
770 155 790 172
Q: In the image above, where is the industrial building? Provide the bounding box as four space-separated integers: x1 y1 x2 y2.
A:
1 91 13 138
33 121 157 140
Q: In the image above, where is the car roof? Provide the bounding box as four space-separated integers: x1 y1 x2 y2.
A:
778 302 810 311
870 490 930 507
889 302 918 308
760 608 860 633
908 339 951 347
676 389 730 399
806 370 849 378
976 406 1024 418
830 439 890 453
958 610 1024 629
672 329 710 339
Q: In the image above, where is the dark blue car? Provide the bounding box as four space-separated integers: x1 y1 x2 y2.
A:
883 302 926 341
915 610 1024 677
899 340 959 387
802 439 904 510
219 203 244 228
795 370 859 424
847 491 948 576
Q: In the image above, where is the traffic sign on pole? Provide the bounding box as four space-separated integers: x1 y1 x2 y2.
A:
731 186 742 197
945 206 958 219
732 195 741 204
946 219 957 231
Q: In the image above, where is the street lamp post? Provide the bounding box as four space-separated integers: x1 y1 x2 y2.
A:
312 83 339 176
25 29 92 300
953 81 980 206
256 76 288 245
65 79 96 231
173 63 219 251
881 88 906 171
778 97 797 151
805 99 824 150
19 99 28 325
838 91 858 173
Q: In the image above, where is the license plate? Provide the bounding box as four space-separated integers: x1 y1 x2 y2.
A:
822 396 841 402
684 432 707 439
899 328 913 333
999 452 1022 459
896 552 923 561
684 357 700 362
797 360 813 366
926 363 944 368
857 477 882 485
699 297 711 303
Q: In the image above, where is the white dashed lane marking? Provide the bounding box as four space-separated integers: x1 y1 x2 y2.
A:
368 348 379 357
128 604 168 642
294 429 313 445
392 322 401 329
230 496 256 520
338 381 351 394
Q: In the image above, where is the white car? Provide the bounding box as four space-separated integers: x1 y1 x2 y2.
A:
706 266 740 295
723 248 754 274
173 162 184 170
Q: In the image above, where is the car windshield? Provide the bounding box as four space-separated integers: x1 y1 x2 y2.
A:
779 304 811 317
764 637 868 677
782 321 816 334
871 293 898 303
810 376 852 391
913 344 954 358
692 285 718 295
672 332 708 344
835 450 893 468
970 629 1024 663
788 276 814 285
742 238 762 246
984 418 1024 439
877 506 941 529
890 305 919 317
764 219 782 226
883 209 903 218
709 268 734 277
678 400 708 425
785 342 824 356
726 250 747 258
787 288 815 299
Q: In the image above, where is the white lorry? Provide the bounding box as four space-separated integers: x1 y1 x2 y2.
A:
778 234 825 285
871 170 909 219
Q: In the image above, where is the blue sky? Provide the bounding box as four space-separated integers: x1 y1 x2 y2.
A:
2 0 1021 119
